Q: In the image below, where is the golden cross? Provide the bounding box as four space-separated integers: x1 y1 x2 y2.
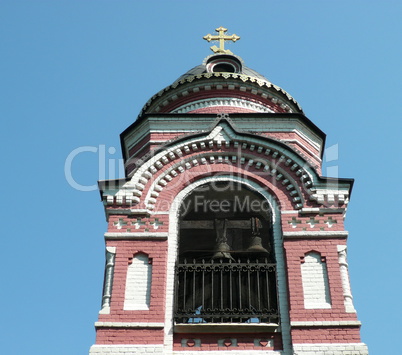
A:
203 26 240 55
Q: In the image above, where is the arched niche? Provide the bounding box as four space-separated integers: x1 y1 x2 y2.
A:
301 251 331 309
124 252 152 310
174 181 278 324
178 181 275 262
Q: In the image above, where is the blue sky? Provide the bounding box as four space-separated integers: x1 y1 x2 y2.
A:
1 1 401 354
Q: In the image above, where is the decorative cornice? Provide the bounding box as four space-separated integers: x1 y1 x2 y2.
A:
283 231 348 238
122 114 324 165
291 320 361 327
103 118 351 212
108 122 322 211
102 208 170 218
95 322 164 328
140 72 303 117
172 97 274 114
104 232 168 239
299 207 346 214
292 343 369 353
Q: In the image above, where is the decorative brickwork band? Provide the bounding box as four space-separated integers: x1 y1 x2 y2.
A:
100 246 116 314
337 245 356 313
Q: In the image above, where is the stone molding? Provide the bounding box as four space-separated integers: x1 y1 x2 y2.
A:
104 232 168 239
293 343 369 355
102 209 170 217
291 320 361 327
283 231 348 239
94 322 164 328
299 207 345 214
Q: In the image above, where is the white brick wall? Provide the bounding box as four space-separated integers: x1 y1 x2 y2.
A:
124 253 152 310
173 351 281 355
301 252 331 309
293 342 369 355
89 343 368 354
89 345 164 354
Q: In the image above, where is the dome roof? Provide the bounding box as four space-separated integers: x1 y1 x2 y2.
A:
175 54 271 84
139 53 303 116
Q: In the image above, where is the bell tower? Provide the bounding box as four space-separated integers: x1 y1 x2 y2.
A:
89 27 368 355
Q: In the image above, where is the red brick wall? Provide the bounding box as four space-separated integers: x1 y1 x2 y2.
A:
159 89 287 113
284 238 356 322
97 239 168 323
291 326 362 343
96 328 164 345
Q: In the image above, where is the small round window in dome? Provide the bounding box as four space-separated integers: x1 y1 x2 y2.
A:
206 55 242 74
212 63 235 73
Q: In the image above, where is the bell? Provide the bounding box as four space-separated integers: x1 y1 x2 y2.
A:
211 219 234 260
246 217 269 253
247 236 269 253
211 240 233 260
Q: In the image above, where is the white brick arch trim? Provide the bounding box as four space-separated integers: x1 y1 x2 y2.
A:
143 151 305 211
172 97 275 114
127 139 314 193
163 175 293 355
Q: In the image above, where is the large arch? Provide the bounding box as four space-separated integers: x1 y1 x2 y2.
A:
144 154 305 211
163 175 292 354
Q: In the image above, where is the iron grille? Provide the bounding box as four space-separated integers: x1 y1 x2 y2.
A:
174 257 278 324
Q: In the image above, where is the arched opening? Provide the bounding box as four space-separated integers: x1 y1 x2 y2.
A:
174 181 278 324
205 54 242 74
212 63 236 73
